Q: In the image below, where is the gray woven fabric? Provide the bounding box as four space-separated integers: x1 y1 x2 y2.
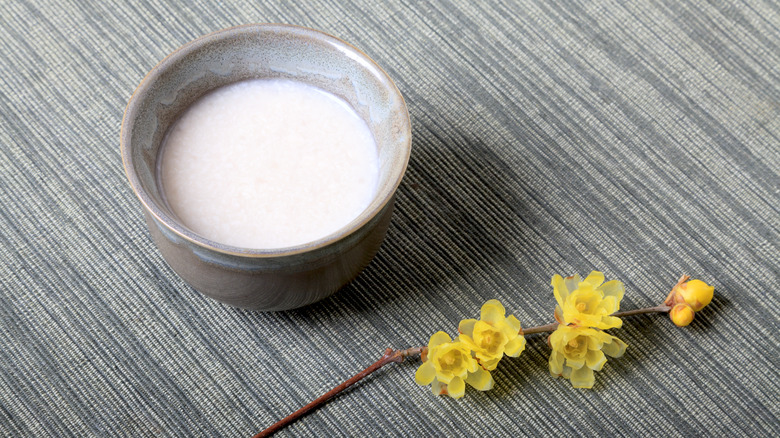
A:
1 0 778 436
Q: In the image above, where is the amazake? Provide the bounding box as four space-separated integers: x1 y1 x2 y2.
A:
160 79 379 249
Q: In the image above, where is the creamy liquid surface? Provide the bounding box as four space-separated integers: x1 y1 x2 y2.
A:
160 79 379 249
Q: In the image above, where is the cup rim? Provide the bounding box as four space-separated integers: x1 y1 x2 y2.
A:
120 23 411 258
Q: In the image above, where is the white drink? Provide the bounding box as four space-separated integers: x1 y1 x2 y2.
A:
160 79 379 249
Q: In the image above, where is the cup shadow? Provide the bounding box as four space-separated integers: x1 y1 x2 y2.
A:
299 116 549 318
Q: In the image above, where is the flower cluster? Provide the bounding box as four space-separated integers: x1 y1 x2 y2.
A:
415 300 525 398
665 277 714 327
548 271 627 388
416 272 715 396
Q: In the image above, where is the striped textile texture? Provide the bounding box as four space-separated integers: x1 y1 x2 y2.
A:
1 0 778 436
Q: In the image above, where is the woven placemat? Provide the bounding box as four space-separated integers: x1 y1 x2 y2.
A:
0 0 777 435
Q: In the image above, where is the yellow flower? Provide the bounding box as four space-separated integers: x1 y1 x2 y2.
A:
552 271 624 329
670 303 695 327
415 331 492 398
675 279 714 312
549 325 627 388
665 277 715 327
458 300 526 370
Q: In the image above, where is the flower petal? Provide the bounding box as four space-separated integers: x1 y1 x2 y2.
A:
504 335 526 357
429 331 452 349
447 376 466 399
597 279 625 303
477 356 500 371
505 314 522 333
466 355 480 373
415 362 436 385
586 331 606 350
549 325 564 348
554 305 565 324
458 334 477 351
431 379 445 396
552 275 569 307
570 366 595 388
571 313 601 328
597 315 623 330
437 372 454 384
582 271 605 287
549 350 564 375
566 356 585 370
561 327 581 343
563 274 581 296
586 349 607 371
598 298 619 318
458 319 477 337
602 336 627 358
480 300 505 325
465 367 494 391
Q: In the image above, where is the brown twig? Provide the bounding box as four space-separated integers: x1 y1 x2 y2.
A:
613 305 671 318
522 322 559 335
253 303 673 436
253 347 423 438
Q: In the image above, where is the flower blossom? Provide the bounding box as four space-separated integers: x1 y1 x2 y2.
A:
458 299 526 370
415 331 493 398
548 324 627 388
553 271 624 330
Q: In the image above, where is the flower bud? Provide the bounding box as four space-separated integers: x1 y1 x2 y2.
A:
670 303 695 327
677 279 714 312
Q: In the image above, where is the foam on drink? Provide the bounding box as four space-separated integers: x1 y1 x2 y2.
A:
160 79 379 249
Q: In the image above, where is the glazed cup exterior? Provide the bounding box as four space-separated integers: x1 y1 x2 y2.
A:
121 24 411 311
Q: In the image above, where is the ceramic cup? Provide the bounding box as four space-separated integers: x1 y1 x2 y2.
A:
121 24 411 311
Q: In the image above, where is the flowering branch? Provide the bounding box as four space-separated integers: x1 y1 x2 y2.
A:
253 305 670 436
252 274 713 436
